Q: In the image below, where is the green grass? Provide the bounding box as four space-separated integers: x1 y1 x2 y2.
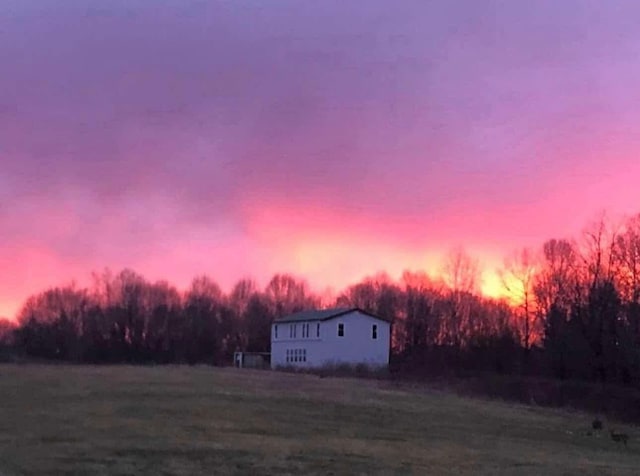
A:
0 365 638 475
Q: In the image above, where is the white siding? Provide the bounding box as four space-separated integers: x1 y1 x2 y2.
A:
270 310 390 369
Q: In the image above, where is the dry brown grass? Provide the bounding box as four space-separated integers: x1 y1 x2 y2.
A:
0 365 638 475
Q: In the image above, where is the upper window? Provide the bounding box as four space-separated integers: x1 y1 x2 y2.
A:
372 324 377 340
275 325 278 339
317 322 320 338
338 323 344 337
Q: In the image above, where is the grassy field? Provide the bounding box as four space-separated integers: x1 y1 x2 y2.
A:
0 366 638 475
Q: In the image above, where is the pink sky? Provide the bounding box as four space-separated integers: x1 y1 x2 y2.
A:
2 0 640 319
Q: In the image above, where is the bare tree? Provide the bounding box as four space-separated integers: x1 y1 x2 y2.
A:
265 274 316 318
533 239 578 319
442 246 480 295
614 215 640 309
184 275 225 363
337 280 377 311
399 271 439 350
440 247 481 347
579 212 621 292
500 248 538 354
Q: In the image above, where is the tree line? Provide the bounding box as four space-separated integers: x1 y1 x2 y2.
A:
2 213 640 389
1 272 319 364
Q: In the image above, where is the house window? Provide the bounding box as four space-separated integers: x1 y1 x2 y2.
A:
303 349 307 362
290 325 293 338
372 324 377 340
338 323 344 337
274 325 278 339
286 349 290 363
293 324 297 339
317 323 320 338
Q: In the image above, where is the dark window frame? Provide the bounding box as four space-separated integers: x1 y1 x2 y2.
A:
338 323 344 337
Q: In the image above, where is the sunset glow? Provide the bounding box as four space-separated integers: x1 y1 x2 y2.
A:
2 1 640 320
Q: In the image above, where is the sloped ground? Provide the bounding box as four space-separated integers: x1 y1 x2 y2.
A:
0 365 637 475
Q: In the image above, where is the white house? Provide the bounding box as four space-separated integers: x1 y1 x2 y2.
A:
270 307 391 369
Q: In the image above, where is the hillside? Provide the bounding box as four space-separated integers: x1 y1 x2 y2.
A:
0 365 638 475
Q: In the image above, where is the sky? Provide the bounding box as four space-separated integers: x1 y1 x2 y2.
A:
2 0 640 319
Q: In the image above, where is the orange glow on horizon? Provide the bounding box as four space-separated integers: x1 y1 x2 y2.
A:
263 223 517 304
0 300 21 323
0 202 542 322
480 271 508 301
0 243 518 323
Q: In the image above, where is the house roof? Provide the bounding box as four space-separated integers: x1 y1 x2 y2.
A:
274 307 392 324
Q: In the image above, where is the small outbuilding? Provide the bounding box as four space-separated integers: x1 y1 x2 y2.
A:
270 307 391 369
233 351 270 369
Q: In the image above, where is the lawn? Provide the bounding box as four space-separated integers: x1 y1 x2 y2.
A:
0 365 638 475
